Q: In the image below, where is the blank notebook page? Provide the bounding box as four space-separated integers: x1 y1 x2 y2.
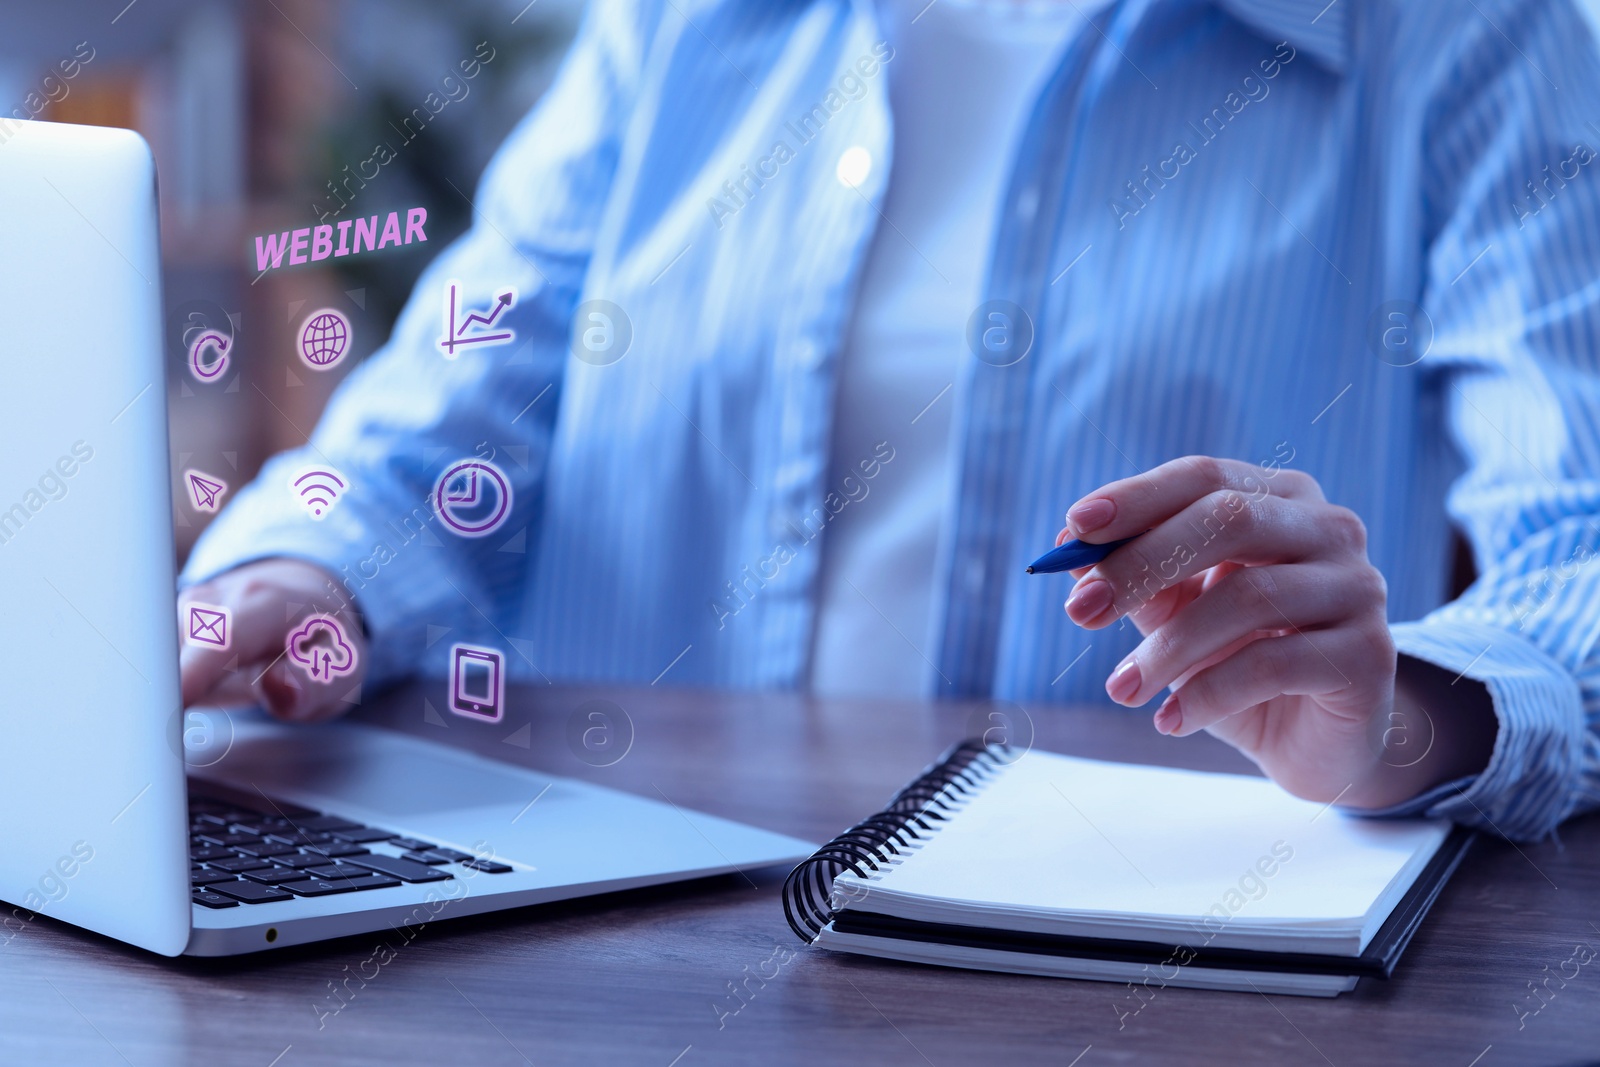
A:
838 750 1451 955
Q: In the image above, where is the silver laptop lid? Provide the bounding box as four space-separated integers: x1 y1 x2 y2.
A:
0 119 189 955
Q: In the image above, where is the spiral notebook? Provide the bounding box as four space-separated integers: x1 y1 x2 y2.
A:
784 742 1473 996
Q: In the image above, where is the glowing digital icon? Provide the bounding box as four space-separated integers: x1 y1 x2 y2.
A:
188 330 231 382
186 603 231 650
450 644 505 722
286 614 357 683
438 280 516 358
290 466 346 519
433 459 512 537
185 469 228 512
298 308 351 369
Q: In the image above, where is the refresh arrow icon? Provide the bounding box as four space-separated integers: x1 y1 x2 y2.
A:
189 331 231 381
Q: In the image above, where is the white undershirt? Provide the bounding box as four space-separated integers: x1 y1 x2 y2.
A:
809 0 1090 697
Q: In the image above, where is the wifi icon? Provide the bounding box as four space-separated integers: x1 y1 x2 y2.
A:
290 467 347 520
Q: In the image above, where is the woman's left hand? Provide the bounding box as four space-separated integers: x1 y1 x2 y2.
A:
1059 455 1406 805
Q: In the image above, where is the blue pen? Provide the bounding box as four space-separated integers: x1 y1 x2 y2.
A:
1024 535 1139 575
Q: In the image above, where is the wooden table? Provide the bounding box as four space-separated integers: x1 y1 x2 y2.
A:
4 684 1597 1065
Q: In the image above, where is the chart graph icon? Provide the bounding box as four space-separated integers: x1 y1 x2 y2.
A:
290 467 347 519
438 281 516 358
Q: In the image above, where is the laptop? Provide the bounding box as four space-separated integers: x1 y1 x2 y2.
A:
0 119 813 957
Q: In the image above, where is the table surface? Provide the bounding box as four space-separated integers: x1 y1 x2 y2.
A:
3 683 1598 1067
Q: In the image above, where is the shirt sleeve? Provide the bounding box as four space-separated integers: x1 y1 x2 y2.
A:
1378 0 1600 841
180 0 662 686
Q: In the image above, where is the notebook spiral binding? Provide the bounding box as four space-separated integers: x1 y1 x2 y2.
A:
783 738 1012 944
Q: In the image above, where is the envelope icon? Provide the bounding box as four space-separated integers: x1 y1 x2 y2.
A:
187 604 230 649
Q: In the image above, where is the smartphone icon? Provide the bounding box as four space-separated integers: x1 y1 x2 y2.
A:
450 644 504 722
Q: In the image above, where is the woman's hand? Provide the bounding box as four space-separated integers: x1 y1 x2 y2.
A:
179 558 368 723
1060 455 1493 808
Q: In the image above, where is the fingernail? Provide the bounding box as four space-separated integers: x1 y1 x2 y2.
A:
1065 578 1113 623
1106 658 1141 704
1153 693 1182 735
1067 497 1116 537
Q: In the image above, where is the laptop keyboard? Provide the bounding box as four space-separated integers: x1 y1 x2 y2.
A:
187 783 512 910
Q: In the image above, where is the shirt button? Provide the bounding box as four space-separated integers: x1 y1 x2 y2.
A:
769 510 798 539
836 146 872 189
965 559 986 593
793 339 823 370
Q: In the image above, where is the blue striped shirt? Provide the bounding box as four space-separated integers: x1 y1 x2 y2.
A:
185 0 1600 840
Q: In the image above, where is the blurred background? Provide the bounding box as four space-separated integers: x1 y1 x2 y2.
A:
0 0 582 559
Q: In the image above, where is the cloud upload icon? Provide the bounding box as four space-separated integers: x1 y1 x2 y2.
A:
286 614 357 683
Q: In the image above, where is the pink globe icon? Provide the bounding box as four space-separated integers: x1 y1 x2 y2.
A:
299 309 351 369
